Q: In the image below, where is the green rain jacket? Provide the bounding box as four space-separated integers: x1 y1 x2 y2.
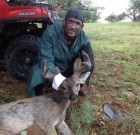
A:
27 20 90 96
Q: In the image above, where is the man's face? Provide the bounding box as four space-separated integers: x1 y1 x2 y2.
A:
64 18 84 38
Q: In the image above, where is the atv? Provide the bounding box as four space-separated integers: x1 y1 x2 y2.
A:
0 0 59 80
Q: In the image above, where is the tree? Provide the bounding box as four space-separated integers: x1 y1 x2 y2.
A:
90 11 100 22
126 0 140 21
105 14 118 22
117 12 127 21
49 0 101 22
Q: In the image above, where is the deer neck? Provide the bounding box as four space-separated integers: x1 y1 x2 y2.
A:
52 91 70 107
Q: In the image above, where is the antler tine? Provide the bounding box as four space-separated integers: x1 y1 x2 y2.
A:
41 59 60 79
73 51 91 76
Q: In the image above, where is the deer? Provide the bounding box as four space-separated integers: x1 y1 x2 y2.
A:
0 51 91 135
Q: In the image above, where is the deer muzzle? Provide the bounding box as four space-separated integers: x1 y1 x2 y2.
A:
69 93 77 101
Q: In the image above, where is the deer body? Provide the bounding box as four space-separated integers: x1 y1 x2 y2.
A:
0 51 91 135
0 92 72 135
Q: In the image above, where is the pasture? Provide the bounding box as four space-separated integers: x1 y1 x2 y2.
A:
0 22 140 135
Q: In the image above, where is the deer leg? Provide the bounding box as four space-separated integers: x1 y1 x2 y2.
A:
56 121 74 135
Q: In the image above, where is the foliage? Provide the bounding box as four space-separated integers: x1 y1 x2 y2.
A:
67 101 97 134
125 0 140 21
44 0 101 22
105 13 118 22
84 11 100 22
117 12 127 21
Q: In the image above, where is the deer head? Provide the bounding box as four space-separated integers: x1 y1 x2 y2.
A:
41 51 91 101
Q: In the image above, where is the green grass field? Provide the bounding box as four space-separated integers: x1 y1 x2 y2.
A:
0 22 140 135
67 22 140 135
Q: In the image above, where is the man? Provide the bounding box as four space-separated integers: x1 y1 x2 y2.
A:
27 8 94 97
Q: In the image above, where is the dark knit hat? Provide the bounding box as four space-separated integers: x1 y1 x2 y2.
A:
65 8 85 23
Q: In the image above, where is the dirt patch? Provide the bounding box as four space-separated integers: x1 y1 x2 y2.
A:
0 71 27 104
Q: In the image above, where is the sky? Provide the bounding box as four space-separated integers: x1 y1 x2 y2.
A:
91 0 130 19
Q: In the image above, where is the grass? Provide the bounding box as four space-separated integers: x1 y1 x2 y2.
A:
67 22 140 135
0 22 140 135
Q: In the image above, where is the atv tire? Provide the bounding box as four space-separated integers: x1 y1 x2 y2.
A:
5 35 40 80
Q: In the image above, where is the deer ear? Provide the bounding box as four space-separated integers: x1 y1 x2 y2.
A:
77 72 91 84
73 56 82 71
73 51 91 78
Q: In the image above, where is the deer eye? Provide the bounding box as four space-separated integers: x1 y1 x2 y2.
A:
61 86 66 91
76 84 79 87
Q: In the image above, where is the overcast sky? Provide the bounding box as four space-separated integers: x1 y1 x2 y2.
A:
92 0 130 19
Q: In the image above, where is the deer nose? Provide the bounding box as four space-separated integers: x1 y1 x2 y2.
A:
69 94 77 101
